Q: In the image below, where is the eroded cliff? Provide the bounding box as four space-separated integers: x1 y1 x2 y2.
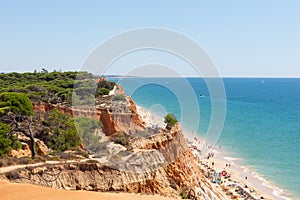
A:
33 88 145 136
4 124 226 200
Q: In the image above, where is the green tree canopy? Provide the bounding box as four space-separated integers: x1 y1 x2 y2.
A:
0 122 21 157
0 92 33 116
0 122 12 156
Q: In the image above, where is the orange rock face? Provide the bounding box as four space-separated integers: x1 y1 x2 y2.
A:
99 108 120 135
32 96 145 137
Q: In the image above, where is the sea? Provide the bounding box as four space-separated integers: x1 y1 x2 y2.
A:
110 77 300 199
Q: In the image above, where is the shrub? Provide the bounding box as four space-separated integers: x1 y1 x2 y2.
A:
0 136 12 157
113 132 128 146
164 113 178 129
97 80 116 91
46 110 82 152
74 116 102 151
0 122 21 157
112 94 126 101
179 188 189 199
96 87 110 96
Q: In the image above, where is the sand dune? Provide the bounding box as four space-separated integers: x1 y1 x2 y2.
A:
0 180 177 200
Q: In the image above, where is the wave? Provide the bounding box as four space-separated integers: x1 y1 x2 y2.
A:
223 156 240 161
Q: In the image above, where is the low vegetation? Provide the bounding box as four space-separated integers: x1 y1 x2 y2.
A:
164 113 178 129
0 70 116 105
112 94 126 101
113 132 129 146
179 188 189 199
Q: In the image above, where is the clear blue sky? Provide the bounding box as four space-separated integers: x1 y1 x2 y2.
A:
0 0 299 77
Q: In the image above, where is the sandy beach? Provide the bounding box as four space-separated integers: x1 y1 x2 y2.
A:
136 105 165 128
189 137 291 200
0 180 177 200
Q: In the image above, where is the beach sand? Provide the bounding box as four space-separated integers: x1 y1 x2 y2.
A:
189 138 291 200
0 180 177 200
136 105 165 128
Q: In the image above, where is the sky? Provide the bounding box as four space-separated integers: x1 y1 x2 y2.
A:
0 0 299 77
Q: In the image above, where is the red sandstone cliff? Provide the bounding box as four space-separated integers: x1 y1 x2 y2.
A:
32 94 145 136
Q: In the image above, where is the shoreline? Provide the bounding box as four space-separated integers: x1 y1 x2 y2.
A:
136 104 294 200
189 137 292 200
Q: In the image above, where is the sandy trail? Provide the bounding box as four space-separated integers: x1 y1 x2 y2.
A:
0 180 177 200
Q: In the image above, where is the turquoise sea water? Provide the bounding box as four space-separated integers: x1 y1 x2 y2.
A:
113 78 300 199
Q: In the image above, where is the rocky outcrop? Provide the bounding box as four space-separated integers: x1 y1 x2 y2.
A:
99 108 120 135
9 143 31 158
9 134 50 158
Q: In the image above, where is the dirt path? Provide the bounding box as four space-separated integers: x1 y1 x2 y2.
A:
0 180 177 200
0 159 89 174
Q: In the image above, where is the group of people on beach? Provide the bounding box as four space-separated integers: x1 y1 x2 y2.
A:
188 136 266 200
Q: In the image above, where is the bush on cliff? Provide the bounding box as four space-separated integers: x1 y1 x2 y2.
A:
95 79 116 97
46 110 82 152
164 113 178 129
74 116 102 151
112 94 126 101
0 122 22 157
179 187 189 199
97 79 116 91
96 87 110 96
113 132 129 146
0 92 34 157
0 133 12 157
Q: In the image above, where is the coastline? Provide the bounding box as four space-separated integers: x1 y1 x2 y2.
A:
137 105 294 200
